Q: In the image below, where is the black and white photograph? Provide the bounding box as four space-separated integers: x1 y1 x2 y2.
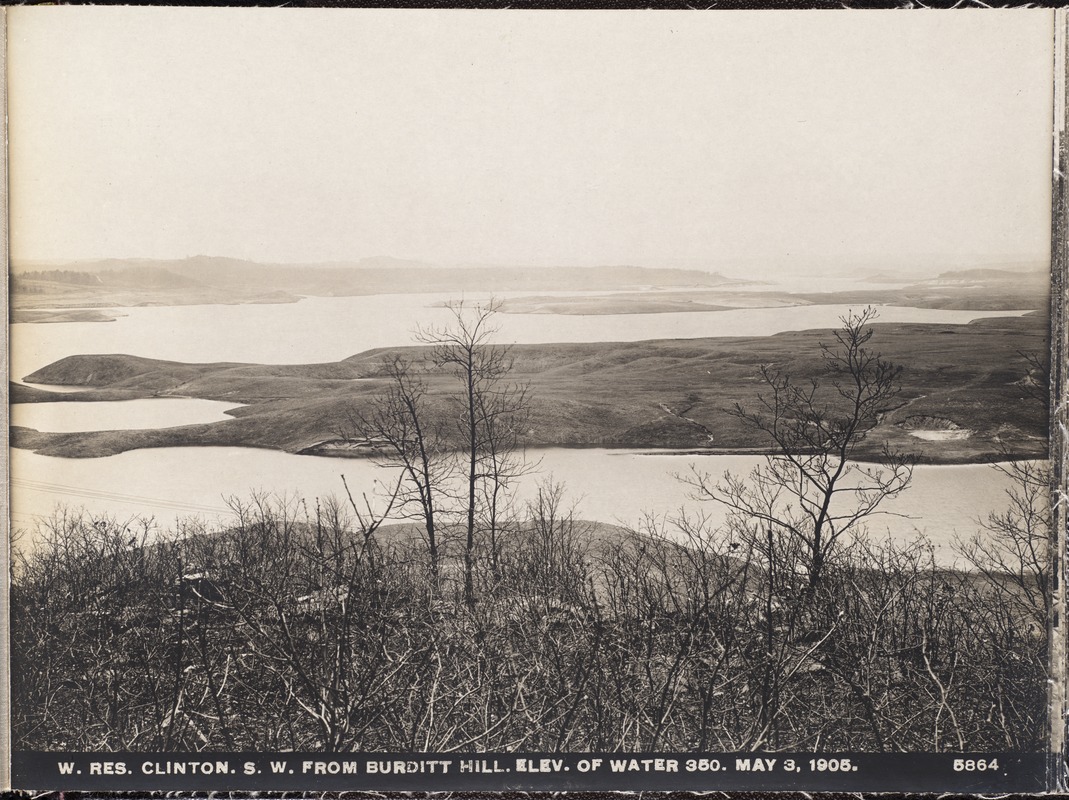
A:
4 7 1064 792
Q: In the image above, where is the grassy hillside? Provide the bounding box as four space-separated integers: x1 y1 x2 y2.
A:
12 314 1048 464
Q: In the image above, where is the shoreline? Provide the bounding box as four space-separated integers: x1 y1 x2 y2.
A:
8 432 1046 468
12 313 1050 466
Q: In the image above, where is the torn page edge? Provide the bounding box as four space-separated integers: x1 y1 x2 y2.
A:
1049 6 1068 793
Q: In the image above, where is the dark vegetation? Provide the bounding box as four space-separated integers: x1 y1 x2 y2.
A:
10 307 1050 753
10 495 1048 753
10 309 119 324
13 267 200 290
11 264 302 310
14 313 1048 464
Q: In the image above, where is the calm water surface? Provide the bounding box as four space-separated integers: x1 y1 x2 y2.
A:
10 446 1018 566
11 398 243 432
8 293 1037 566
9 292 1028 379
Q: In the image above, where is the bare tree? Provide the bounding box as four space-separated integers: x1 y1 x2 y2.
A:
957 349 1051 630
957 458 1051 630
213 493 427 751
685 307 914 587
354 356 452 579
11 496 1050 753
951 351 1051 750
12 314 1051 755
473 376 531 577
417 299 530 607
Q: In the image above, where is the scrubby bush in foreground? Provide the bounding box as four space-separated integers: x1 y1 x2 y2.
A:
11 486 1047 753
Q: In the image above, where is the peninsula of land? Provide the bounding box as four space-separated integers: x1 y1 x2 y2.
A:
11 314 1048 465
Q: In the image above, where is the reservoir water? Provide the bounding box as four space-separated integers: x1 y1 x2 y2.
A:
8 292 1041 565
9 292 1027 379
11 398 242 432
9 446 1015 567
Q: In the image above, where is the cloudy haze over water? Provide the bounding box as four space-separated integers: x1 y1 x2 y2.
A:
8 9 1055 276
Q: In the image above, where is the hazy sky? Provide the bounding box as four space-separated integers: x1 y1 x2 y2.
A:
9 9 1056 273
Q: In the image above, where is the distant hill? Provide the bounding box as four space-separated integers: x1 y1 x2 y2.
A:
12 256 1049 316
790 265 1049 313
11 256 737 298
11 256 259 276
863 264 1047 286
918 267 1049 286
13 266 202 290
